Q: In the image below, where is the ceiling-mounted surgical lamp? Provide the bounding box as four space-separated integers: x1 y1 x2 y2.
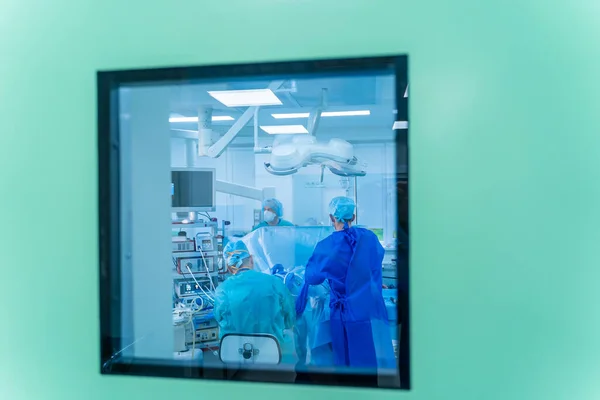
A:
264 87 367 177
264 136 366 177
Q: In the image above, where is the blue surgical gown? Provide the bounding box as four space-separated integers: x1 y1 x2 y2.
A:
295 283 334 367
214 270 296 361
302 227 396 371
252 218 295 231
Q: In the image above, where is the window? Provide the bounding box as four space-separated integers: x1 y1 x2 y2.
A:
98 56 410 389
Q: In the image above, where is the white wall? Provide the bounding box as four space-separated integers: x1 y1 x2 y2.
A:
292 164 345 225
384 142 398 245
229 148 260 230
354 144 387 229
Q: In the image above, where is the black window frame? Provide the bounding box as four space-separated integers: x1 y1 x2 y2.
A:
97 55 410 390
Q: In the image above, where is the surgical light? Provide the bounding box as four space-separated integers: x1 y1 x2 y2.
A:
264 136 367 177
392 121 408 130
169 116 234 123
271 110 371 119
260 125 308 135
208 89 282 107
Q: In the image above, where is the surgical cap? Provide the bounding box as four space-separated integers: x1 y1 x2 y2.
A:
223 240 250 268
263 198 283 217
329 196 356 222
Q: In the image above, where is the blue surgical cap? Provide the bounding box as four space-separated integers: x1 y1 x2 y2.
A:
263 198 283 217
223 240 250 268
329 196 356 222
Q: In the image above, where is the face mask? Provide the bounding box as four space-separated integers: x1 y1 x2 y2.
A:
264 210 277 223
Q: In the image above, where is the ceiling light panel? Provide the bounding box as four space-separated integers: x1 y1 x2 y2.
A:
321 110 370 117
271 110 371 119
212 116 235 121
208 89 282 107
260 125 308 135
271 113 310 119
392 121 408 130
169 116 234 123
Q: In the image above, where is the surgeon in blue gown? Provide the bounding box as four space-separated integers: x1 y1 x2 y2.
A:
214 240 297 364
296 197 395 371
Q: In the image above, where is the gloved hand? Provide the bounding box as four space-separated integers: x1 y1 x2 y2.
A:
283 272 304 296
271 264 284 275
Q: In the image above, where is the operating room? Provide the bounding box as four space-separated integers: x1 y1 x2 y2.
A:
116 69 408 379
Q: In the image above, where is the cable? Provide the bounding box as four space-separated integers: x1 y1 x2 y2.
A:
179 267 214 306
190 296 204 312
198 251 216 292
194 232 217 290
186 265 215 302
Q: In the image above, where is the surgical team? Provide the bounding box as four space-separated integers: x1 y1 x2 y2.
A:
214 196 396 371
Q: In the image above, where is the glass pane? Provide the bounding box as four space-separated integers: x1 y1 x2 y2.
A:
99 57 409 389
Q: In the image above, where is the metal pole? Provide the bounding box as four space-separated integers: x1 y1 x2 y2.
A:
185 139 197 168
197 106 213 156
353 176 358 225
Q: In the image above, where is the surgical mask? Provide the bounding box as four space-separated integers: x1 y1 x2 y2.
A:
264 210 276 223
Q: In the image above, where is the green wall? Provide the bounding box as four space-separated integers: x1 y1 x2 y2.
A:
1 1 599 399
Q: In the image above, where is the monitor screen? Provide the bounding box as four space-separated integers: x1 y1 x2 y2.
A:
171 169 215 211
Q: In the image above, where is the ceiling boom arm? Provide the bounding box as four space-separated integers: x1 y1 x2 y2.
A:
202 80 285 158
